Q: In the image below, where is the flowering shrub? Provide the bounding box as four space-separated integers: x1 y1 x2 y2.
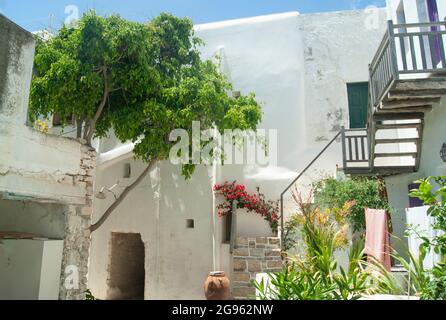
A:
254 191 399 300
213 181 280 233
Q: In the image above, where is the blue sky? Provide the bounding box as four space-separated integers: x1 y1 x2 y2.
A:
0 0 385 32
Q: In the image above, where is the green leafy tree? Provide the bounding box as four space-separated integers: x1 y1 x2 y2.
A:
29 11 262 232
313 177 391 232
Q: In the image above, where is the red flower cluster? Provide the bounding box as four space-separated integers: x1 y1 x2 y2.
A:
213 181 280 232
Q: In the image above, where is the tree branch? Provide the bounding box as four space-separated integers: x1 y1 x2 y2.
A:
89 159 156 233
85 66 109 146
109 86 123 93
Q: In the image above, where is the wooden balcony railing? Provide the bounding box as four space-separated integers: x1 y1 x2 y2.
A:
370 20 446 108
341 128 370 172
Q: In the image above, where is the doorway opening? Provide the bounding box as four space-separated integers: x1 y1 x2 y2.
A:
107 232 145 300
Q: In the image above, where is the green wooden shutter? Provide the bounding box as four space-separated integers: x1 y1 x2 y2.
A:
347 82 369 129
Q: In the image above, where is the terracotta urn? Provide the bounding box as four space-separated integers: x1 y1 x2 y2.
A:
204 271 230 300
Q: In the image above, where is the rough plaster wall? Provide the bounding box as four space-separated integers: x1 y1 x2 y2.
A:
0 15 95 300
0 14 35 123
300 9 387 150
0 15 87 206
0 200 66 238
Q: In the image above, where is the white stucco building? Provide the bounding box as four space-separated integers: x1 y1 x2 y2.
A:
88 9 389 300
380 0 446 254
3 0 443 301
340 0 446 257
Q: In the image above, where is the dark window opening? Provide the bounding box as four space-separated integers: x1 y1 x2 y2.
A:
186 219 195 229
107 233 145 300
123 163 131 179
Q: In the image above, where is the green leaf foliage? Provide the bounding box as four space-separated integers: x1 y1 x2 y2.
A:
313 177 392 232
408 176 446 299
29 11 262 176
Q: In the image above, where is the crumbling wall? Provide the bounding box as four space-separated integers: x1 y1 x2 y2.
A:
59 145 96 300
0 13 35 124
0 14 96 300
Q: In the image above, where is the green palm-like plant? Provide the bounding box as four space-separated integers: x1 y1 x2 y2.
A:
253 192 397 300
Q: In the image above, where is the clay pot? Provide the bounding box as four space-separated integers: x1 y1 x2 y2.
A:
204 271 230 300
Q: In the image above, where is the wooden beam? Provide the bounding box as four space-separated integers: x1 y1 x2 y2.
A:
393 79 446 91
387 89 446 99
374 152 417 158
375 138 419 144
381 97 440 109
344 166 416 176
375 123 421 129
376 106 432 114
372 166 416 174
373 112 425 120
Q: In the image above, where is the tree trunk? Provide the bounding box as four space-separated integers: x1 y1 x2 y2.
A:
89 160 156 232
76 118 83 139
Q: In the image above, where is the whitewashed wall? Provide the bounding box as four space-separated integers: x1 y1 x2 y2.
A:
89 10 388 300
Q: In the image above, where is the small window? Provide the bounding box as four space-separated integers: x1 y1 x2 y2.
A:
123 163 131 178
224 213 232 243
186 219 195 229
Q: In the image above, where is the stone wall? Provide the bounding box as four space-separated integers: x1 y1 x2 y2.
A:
232 236 282 300
59 144 96 300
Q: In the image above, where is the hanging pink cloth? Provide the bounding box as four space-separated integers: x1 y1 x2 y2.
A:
365 208 392 271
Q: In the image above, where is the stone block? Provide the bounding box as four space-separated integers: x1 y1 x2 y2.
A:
248 260 261 272
250 248 265 257
265 249 281 257
233 247 249 257
233 272 251 282
232 281 251 288
268 237 281 246
256 237 267 244
232 287 256 298
236 237 248 246
267 260 283 269
233 259 247 272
